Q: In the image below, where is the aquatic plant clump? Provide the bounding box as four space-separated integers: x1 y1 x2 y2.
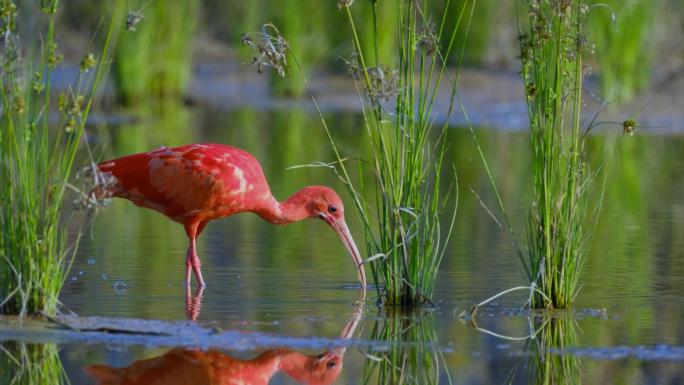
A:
324 0 472 306
0 0 120 315
518 0 595 308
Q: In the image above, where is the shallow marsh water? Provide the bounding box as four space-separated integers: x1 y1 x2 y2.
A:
2 104 684 384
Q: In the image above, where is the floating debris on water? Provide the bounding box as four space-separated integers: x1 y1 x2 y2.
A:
112 280 130 295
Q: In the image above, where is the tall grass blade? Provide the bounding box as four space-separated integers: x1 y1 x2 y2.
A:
318 0 472 306
0 0 121 315
518 0 594 308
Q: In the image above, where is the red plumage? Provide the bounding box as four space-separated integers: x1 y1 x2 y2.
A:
98 143 366 290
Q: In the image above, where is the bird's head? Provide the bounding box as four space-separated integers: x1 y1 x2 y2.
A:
277 349 343 385
293 186 366 290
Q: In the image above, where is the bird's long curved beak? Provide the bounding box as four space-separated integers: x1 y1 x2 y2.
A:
332 219 366 292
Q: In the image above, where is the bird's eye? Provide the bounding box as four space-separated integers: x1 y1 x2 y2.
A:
328 206 337 213
327 361 337 369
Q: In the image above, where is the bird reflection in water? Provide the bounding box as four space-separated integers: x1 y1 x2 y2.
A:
85 302 363 385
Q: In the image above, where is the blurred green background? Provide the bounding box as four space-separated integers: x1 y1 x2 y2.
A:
51 0 683 103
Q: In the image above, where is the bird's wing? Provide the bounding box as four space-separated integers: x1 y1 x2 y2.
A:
98 144 272 220
98 144 226 218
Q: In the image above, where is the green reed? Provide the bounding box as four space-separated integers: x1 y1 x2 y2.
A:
587 0 657 104
319 0 475 306
518 0 593 309
530 317 581 385
0 343 67 385
0 0 119 315
363 309 450 385
506 316 581 385
112 0 198 104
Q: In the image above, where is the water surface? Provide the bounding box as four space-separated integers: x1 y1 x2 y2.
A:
2 104 684 384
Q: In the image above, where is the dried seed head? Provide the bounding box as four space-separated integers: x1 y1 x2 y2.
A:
80 53 97 72
417 24 438 56
554 0 572 17
65 117 76 133
623 119 637 136
342 53 399 107
73 164 118 211
32 72 44 93
47 42 63 68
241 33 253 47
58 92 67 111
341 52 361 79
242 24 289 78
366 65 399 105
337 0 354 10
126 10 144 31
11 94 24 114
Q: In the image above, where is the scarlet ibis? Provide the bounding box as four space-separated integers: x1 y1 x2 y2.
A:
85 347 343 385
85 303 364 385
97 143 366 290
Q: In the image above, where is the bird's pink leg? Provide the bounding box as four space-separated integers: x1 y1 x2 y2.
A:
184 221 206 287
185 237 206 287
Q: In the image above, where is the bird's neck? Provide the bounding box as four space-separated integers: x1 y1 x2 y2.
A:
278 351 313 381
249 349 311 383
255 188 312 225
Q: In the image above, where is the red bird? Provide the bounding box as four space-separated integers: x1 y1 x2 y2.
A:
85 303 363 385
85 347 344 385
97 143 366 289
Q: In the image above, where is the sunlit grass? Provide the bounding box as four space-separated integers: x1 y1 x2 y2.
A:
0 0 119 315
518 0 594 309
314 0 477 306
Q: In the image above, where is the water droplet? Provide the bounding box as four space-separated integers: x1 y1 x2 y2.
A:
112 280 130 295
101 273 109 280
87 258 96 265
71 276 78 281
79 270 85 275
